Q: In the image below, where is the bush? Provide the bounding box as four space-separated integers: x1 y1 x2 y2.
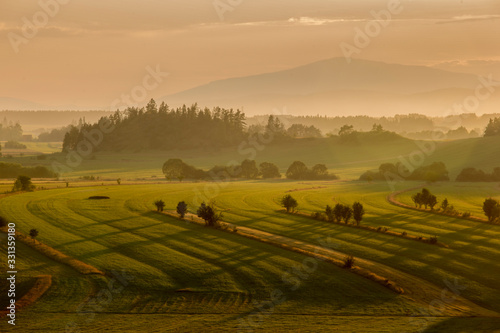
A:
197 202 223 227
462 212 471 218
343 255 355 269
154 200 165 212
5 141 27 149
402 231 407 236
311 212 325 220
89 196 110 200
429 236 438 244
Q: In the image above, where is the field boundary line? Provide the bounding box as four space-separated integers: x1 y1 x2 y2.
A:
0 275 52 318
0 227 104 276
290 210 449 248
161 210 403 294
387 186 497 225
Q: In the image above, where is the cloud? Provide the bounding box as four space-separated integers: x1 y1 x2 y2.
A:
437 14 500 24
234 16 365 27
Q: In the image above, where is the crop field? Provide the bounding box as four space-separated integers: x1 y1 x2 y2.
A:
1 180 500 332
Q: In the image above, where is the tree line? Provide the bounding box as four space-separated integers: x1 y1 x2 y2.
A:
456 167 500 182
0 162 58 179
162 158 338 181
411 188 500 223
360 162 449 182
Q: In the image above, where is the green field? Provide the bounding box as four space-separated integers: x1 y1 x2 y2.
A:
1 180 500 332
3 135 500 182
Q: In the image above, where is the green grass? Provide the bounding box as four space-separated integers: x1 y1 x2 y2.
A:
1 181 500 331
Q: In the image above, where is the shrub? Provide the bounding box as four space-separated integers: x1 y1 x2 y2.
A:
429 236 438 244
89 196 110 200
402 231 407 236
462 211 471 218
5 141 27 149
29 228 39 240
197 202 223 227
377 226 382 232
343 255 355 269
311 212 325 220
154 200 165 212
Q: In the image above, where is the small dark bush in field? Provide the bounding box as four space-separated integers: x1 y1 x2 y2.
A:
383 227 388 232
402 231 407 236
429 236 438 244
29 228 39 240
418 236 423 240
377 226 382 232
154 200 165 212
462 211 471 218
343 255 355 269
311 212 325 220
88 196 110 200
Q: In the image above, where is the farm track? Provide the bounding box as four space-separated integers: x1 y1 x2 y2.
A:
162 211 499 318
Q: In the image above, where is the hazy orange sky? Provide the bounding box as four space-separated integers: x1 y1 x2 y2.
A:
1 0 499 110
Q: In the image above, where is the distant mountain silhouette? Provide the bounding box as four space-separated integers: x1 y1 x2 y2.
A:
163 58 494 116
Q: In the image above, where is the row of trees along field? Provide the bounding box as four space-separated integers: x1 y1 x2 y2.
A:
280 194 365 225
162 158 338 181
411 188 500 223
0 162 57 179
360 162 449 182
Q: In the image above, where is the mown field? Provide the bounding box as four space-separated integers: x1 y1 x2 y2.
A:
1 180 500 332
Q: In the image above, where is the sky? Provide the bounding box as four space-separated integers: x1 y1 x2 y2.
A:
0 0 499 110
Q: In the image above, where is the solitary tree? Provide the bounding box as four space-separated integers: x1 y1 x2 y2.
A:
154 200 165 212
13 175 34 192
29 228 39 241
483 198 500 222
197 202 223 227
176 201 188 218
116 178 121 185
352 202 365 226
281 194 298 213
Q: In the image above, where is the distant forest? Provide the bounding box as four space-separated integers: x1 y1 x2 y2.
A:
2 108 500 143
62 101 247 151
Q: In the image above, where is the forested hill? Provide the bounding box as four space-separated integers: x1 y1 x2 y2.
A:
62 100 246 151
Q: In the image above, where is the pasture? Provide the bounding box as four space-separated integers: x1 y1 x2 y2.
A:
1 180 500 332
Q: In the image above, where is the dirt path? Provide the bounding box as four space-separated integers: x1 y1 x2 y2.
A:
163 211 499 318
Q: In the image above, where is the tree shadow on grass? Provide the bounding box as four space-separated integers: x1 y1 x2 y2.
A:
422 317 500 333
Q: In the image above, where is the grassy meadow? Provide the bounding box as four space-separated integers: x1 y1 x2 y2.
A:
1 179 500 332
1 135 500 332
